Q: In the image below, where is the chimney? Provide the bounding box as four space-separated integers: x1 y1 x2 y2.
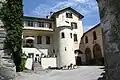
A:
50 12 53 15
46 16 49 18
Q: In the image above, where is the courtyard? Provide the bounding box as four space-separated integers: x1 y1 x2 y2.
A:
17 66 104 80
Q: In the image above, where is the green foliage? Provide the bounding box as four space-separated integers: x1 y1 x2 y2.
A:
20 52 28 71
0 0 23 72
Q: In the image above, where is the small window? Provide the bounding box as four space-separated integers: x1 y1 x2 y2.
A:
37 36 42 44
61 32 65 38
65 47 67 51
93 31 97 40
71 22 77 29
74 34 78 42
85 36 88 43
53 49 55 53
46 36 50 44
70 33 72 38
66 13 72 18
36 54 39 56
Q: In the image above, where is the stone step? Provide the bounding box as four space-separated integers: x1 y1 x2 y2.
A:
33 62 43 72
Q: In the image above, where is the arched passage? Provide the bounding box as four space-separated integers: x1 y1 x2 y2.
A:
25 36 35 48
74 50 83 66
93 44 104 65
85 48 91 65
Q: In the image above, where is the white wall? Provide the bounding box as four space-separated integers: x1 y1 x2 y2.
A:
25 58 33 70
54 9 84 67
23 35 54 56
54 27 76 67
41 58 56 69
22 48 41 60
55 10 83 50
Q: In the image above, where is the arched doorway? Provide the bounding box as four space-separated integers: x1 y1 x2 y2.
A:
25 37 35 48
93 44 103 65
74 50 83 66
85 48 91 65
76 56 81 66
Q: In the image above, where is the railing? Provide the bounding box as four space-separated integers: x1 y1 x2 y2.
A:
23 42 56 57
24 22 53 29
23 43 34 48
33 43 45 56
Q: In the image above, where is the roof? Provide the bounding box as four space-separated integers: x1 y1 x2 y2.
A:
74 49 83 54
81 23 101 38
23 16 55 21
50 7 84 19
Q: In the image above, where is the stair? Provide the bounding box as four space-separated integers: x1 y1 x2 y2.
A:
33 62 43 72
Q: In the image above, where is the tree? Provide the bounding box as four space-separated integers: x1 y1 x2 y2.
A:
0 0 23 72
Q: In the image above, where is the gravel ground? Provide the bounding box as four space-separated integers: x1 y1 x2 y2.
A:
16 66 104 80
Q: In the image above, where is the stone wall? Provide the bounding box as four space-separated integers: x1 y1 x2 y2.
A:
0 0 16 80
97 0 120 80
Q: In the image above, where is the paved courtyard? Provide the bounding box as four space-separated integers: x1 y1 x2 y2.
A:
17 66 104 80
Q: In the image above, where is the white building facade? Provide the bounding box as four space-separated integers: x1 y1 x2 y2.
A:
0 7 84 68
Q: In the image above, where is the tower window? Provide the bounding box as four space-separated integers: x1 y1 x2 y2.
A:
61 32 65 38
37 36 42 44
74 34 78 42
65 47 67 51
70 33 72 38
93 31 97 40
53 49 55 53
71 22 77 29
85 36 88 43
66 13 72 18
46 36 50 44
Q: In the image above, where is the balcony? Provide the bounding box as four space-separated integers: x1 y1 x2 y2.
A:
23 21 54 32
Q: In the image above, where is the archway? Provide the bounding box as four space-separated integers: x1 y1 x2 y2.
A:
93 44 103 65
74 50 83 66
85 48 91 65
25 37 35 48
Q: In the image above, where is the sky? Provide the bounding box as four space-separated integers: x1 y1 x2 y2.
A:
23 0 100 32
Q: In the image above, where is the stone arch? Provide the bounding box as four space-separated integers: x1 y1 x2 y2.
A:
85 47 91 65
93 44 104 65
93 44 102 59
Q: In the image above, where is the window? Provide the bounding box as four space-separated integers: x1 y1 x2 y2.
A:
66 13 72 18
38 22 44 27
70 33 72 38
85 36 88 43
61 32 65 38
36 54 39 56
53 49 55 53
74 34 78 42
26 21 34 26
65 47 67 51
71 22 77 29
46 36 50 44
93 31 97 40
37 36 42 44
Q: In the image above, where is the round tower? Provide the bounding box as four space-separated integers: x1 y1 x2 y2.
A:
54 24 76 68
